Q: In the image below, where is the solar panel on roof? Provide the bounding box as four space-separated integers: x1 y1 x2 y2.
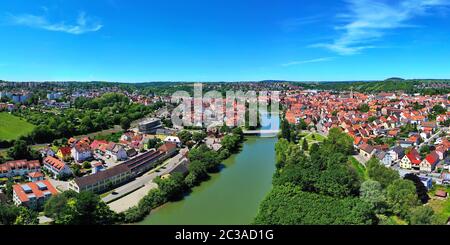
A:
36 182 48 190
21 184 32 193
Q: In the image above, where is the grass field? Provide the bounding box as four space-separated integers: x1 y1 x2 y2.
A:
305 133 326 143
428 185 450 223
348 156 368 180
0 112 36 140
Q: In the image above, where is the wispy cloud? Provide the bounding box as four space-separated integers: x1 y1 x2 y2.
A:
312 0 450 55
282 57 335 67
5 11 102 35
280 15 323 32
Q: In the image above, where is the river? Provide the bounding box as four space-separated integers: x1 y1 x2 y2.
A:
139 113 279 225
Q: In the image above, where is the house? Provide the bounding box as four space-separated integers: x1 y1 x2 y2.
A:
399 140 414 148
375 151 392 166
27 172 44 182
400 148 421 170
39 147 55 158
56 147 72 161
164 136 181 147
420 151 440 172
389 146 405 163
359 143 375 159
90 140 108 154
69 164 131 193
158 142 178 158
92 162 105 174
419 176 433 190
12 180 58 210
71 142 92 163
435 190 448 199
0 160 41 178
106 143 128 161
123 149 165 176
43 156 72 178
126 148 138 158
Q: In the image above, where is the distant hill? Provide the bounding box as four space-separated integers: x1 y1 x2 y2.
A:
385 77 405 81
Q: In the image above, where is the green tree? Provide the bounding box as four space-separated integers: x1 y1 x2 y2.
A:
177 130 192 145
155 173 186 201
44 191 117 225
120 117 131 130
280 119 291 141
309 143 319 153
14 207 38 225
358 104 370 113
192 131 207 143
254 185 375 225
302 138 309 151
408 206 435 225
366 158 399 188
184 160 209 187
359 180 387 213
82 161 91 169
7 140 36 160
386 179 419 217
403 173 429 204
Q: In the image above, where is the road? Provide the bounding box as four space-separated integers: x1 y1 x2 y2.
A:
418 127 446 148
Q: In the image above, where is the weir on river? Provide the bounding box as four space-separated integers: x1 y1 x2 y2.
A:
139 113 279 225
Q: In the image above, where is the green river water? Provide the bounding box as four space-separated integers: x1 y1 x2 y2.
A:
139 114 279 225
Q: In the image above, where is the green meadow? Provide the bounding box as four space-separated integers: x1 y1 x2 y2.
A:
0 112 36 141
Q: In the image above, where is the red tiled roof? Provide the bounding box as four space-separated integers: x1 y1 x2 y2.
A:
13 180 58 203
44 156 66 171
58 147 71 156
406 149 421 165
424 152 440 166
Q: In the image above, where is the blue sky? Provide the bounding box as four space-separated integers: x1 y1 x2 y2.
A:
1 0 450 82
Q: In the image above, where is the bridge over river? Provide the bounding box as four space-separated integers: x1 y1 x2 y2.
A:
242 129 280 136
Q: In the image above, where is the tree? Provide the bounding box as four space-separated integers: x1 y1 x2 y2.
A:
408 206 435 225
14 207 38 225
185 160 209 187
254 185 375 225
221 134 240 153
82 161 91 169
146 138 161 149
309 143 319 153
44 191 117 225
7 140 36 160
359 180 387 213
325 128 354 155
358 104 370 113
177 130 192 145
155 173 186 201
274 138 290 169
366 158 399 188
386 179 419 217
280 119 291 141
188 145 221 172
0 203 38 225
403 173 430 204
192 131 207 143
120 117 131 130
302 138 308 151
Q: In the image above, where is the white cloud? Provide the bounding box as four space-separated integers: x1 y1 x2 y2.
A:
282 57 335 67
280 15 323 32
5 11 102 35
312 0 450 55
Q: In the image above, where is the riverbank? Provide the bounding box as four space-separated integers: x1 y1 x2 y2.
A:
139 136 277 225
138 113 280 225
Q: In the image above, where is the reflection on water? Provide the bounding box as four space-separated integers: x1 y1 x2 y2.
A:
140 114 279 225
